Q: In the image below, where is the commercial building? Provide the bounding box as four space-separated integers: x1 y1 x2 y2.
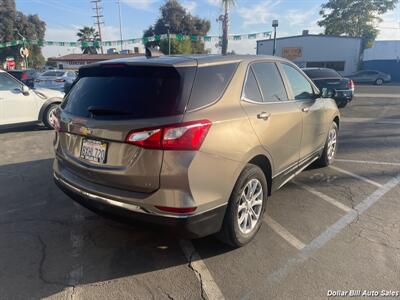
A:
363 40 400 82
48 53 144 70
256 32 362 75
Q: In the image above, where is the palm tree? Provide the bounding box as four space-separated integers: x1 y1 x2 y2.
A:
77 26 100 54
221 0 235 55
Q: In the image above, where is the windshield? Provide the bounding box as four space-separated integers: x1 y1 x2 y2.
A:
303 69 341 79
62 66 186 119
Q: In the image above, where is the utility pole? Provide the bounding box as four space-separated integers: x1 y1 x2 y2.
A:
91 0 104 54
116 0 123 52
221 1 228 55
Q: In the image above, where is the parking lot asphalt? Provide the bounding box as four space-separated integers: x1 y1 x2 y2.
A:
1 85 399 300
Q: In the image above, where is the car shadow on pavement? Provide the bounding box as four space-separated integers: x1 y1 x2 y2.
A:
0 124 49 134
0 158 233 299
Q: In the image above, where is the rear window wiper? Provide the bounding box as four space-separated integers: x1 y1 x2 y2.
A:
87 106 131 116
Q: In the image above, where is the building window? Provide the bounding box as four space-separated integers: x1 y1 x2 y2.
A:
306 61 345 71
326 61 345 71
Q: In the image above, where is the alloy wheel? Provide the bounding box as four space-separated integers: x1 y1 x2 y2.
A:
327 127 337 161
237 178 263 234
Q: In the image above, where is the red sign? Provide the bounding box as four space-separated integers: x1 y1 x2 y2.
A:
6 60 15 70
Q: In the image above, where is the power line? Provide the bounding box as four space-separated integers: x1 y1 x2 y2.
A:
91 0 104 54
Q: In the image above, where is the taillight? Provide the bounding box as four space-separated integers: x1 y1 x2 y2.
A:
21 73 28 80
155 205 197 214
348 80 354 90
55 79 65 83
125 120 212 151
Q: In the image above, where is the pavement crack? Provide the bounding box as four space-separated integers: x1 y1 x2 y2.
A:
187 249 207 300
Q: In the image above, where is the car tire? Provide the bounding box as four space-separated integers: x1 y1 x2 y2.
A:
375 78 384 85
217 164 268 247
337 101 348 108
316 122 338 167
43 103 59 129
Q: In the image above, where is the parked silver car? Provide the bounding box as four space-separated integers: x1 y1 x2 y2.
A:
348 70 391 85
35 70 77 91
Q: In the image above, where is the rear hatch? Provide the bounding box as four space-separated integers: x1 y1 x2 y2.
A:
56 62 196 193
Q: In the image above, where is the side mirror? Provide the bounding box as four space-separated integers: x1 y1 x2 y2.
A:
21 85 30 95
321 87 336 99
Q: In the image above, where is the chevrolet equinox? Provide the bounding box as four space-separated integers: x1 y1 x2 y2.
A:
53 55 340 247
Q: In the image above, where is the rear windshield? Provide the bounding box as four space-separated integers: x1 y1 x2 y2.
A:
41 71 65 77
62 66 187 119
303 69 341 79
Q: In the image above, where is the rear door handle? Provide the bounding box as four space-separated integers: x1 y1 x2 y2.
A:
257 112 270 120
302 107 310 113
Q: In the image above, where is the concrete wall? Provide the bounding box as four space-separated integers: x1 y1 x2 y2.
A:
257 35 362 75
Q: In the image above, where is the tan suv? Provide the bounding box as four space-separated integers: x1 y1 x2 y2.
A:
53 55 339 247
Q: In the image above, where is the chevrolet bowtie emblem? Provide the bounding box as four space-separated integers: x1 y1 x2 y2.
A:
79 126 92 136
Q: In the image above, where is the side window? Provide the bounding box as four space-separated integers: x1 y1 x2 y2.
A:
0 73 22 91
187 63 238 110
243 68 262 102
251 62 288 102
282 64 314 100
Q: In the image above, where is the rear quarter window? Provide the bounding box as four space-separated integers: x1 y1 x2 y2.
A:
187 63 238 110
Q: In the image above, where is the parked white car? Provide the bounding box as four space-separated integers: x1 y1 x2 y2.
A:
35 70 77 91
0 70 64 129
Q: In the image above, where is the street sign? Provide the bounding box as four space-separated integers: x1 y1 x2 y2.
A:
20 47 30 58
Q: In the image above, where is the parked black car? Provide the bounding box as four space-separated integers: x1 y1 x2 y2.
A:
7 69 39 89
302 68 354 108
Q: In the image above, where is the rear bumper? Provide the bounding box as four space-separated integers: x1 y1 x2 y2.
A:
334 90 354 105
54 172 227 239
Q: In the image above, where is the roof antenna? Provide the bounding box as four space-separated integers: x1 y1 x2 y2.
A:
145 46 164 58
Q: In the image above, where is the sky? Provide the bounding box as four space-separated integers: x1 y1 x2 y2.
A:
15 0 400 58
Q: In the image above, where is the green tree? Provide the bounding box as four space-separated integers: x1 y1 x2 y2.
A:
77 26 100 54
318 0 398 50
143 0 210 54
0 0 46 68
221 0 235 55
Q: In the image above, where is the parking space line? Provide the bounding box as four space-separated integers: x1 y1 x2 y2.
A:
336 159 400 167
293 181 352 212
179 239 225 300
330 165 383 188
267 174 400 285
264 216 305 250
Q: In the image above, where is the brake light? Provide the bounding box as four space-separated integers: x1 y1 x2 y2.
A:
155 205 197 214
21 73 28 80
55 79 65 83
125 120 212 150
348 80 355 90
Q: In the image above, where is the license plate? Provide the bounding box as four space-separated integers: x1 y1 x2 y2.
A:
80 139 108 164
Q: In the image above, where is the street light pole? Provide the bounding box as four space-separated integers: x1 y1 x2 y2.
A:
117 0 123 52
272 19 278 56
165 23 171 55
